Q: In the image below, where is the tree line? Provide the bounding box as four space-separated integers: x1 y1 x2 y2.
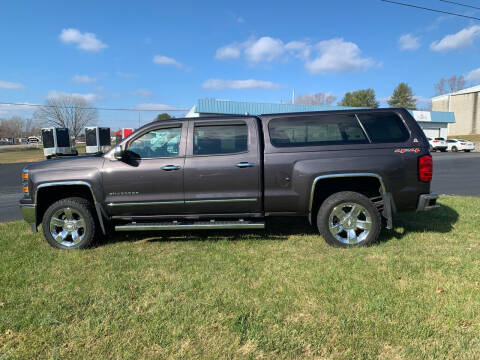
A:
295 74 468 110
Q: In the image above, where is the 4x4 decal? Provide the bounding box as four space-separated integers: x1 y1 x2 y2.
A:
394 148 420 154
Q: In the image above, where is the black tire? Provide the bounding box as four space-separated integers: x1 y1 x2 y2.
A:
452 146 458 152
316 191 381 248
440 148 447 152
46 155 52 160
42 197 97 249
465 150 471 152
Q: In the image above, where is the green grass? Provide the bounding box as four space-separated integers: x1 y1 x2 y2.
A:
1 196 480 359
0 145 87 164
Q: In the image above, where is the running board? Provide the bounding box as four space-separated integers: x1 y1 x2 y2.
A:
115 220 265 232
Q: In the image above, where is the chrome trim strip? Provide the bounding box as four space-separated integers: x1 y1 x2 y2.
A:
35 181 97 203
107 198 257 207
115 222 265 231
185 198 257 204
107 200 184 207
309 173 386 212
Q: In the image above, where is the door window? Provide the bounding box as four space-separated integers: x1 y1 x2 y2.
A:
193 123 248 155
128 126 181 158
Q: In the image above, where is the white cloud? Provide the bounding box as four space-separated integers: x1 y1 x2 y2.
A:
134 89 154 98
47 90 101 103
244 37 285 63
215 44 241 60
0 80 25 89
466 67 480 82
430 25 480 51
59 28 107 52
285 41 310 59
215 36 375 74
153 55 183 68
134 103 179 111
71 75 96 83
116 72 137 79
202 79 282 90
399 34 420 51
306 38 375 74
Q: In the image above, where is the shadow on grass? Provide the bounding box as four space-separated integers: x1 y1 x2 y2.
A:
96 217 313 247
96 204 458 247
379 203 459 242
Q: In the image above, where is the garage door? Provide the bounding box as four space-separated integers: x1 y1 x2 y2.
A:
423 128 440 138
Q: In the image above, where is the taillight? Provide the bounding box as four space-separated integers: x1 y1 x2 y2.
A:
433 140 438 143
418 155 433 182
461 143 466 145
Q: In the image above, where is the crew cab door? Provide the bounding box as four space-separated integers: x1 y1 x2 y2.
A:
183 118 262 214
102 122 186 216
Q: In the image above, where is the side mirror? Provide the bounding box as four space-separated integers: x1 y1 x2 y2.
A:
113 146 123 160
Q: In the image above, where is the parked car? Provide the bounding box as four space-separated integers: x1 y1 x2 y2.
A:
447 139 475 152
428 137 447 152
20 108 438 249
27 136 41 144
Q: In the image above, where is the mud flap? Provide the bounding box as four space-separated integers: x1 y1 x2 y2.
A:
382 192 394 229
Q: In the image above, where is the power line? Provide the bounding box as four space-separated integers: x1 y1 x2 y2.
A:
0 102 190 112
439 0 480 11
381 0 480 20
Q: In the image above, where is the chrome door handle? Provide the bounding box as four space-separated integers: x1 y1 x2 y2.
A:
161 165 181 171
236 162 255 168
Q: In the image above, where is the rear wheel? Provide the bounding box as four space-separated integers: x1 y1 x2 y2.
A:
440 148 447 152
465 150 471 152
316 191 381 247
452 146 458 152
42 197 97 249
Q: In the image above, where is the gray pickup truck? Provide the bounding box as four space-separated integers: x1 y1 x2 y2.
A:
20 108 438 249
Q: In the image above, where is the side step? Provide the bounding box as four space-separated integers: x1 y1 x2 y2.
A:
115 220 265 232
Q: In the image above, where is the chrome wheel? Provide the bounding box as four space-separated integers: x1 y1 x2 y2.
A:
49 207 86 247
328 202 372 244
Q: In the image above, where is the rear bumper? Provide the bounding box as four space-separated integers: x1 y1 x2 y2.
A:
19 203 37 232
417 193 440 211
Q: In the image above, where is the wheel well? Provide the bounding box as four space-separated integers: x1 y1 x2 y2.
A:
311 177 383 218
36 185 95 225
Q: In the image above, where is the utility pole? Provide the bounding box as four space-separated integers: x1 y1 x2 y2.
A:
292 89 295 104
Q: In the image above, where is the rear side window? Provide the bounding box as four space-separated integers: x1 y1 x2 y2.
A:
194 123 248 155
357 113 409 143
269 114 368 148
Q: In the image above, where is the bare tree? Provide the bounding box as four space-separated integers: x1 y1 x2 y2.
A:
447 75 466 93
34 95 98 139
435 75 466 96
295 92 337 106
434 78 446 96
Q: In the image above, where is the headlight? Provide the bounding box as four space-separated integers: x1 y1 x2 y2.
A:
22 169 29 195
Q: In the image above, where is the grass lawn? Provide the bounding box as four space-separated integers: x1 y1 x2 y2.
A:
1 196 479 359
0 146 86 164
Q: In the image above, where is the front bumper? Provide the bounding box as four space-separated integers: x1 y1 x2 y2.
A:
417 193 440 211
19 203 37 232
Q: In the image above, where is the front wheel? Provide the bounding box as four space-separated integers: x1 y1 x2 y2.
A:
42 197 97 249
316 191 381 247
451 146 458 152
465 150 471 152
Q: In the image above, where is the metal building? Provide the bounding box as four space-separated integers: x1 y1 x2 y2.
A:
432 85 480 136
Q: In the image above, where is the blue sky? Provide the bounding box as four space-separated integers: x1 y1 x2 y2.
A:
1 0 480 129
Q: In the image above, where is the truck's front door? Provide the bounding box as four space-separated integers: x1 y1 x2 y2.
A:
183 118 262 214
102 122 186 216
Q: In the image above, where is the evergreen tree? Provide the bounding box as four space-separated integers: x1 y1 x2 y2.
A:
388 83 416 109
338 89 379 108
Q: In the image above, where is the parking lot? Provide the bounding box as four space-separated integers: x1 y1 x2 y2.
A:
1 152 478 223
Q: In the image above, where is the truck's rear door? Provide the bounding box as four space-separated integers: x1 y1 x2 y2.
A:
183 117 262 214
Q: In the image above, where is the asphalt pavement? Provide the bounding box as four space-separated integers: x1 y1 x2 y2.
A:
1 152 479 222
